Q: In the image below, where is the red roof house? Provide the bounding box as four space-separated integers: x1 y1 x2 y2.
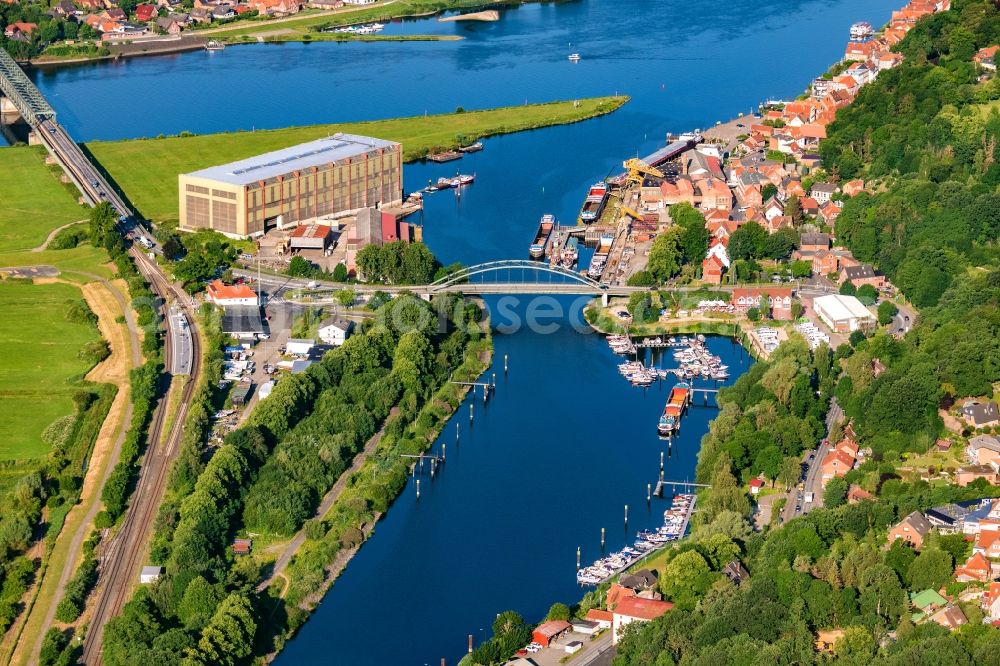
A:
612 597 673 644
135 3 157 21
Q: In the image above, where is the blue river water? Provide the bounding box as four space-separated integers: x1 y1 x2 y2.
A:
15 0 901 662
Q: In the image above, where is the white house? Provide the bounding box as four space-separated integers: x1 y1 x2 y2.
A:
206 279 257 307
317 317 354 346
286 338 315 356
140 566 163 584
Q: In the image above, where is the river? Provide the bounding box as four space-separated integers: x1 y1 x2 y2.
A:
17 0 900 662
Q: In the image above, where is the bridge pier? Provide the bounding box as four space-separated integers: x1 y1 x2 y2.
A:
0 95 21 125
602 292 609 307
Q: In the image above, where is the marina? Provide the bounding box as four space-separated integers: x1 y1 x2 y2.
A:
575 493 696 586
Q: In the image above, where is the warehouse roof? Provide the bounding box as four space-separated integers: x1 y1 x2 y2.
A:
185 134 399 186
290 223 332 239
814 294 874 322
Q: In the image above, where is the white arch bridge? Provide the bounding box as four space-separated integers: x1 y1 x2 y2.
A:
425 260 643 300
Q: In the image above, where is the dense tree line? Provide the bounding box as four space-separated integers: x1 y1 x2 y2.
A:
103 293 480 665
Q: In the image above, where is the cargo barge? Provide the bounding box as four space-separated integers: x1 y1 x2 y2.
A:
529 214 555 259
657 381 690 437
578 182 610 224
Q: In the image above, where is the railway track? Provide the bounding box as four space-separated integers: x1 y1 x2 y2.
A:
81 255 202 665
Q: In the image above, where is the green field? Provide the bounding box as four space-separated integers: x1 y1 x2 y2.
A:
0 280 102 462
86 96 628 222
0 146 87 253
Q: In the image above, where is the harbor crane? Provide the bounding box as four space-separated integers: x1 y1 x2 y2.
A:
622 157 664 188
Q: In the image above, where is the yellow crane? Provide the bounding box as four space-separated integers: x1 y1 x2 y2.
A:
622 158 664 188
621 206 644 221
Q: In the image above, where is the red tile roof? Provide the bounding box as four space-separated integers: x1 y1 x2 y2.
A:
613 597 673 621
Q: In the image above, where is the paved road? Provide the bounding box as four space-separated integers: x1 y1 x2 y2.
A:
781 398 842 523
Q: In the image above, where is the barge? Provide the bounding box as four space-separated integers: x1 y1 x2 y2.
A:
657 381 690 437
579 182 610 224
529 214 555 259
427 150 462 163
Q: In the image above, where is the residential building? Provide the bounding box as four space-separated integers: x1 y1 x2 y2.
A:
702 254 725 285
966 435 1000 466
957 464 998 487
585 609 613 629
135 3 157 21
813 294 876 333
723 560 750 585
612 597 673 645
810 182 838 203
820 447 855 485
962 401 1000 429
984 581 1000 621
842 179 866 197
974 45 1000 71
974 530 1000 559
910 588 947 617
800 232 831 253
317 317 353 346
178 134 403 238
839 263 885 289
954 552 991 582
929 605 967 629
888 511 932 549
4 21 38 40
749 478 764 495
205 279 257 306
731 287 794 320
847 484 872 503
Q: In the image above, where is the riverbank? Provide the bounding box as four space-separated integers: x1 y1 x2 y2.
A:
85 95 628 223
204 0 533 44
29 32 460 67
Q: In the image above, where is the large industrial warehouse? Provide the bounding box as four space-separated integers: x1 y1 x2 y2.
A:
178 133 403 238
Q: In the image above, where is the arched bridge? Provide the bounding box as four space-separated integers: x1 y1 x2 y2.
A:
427 260 641 297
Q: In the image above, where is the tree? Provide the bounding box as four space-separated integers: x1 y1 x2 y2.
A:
746 306 761 322
778 456 802 489
907 548 953 591
791 260 813 279
648 228 684 281
546 602 571 622
784 196 804 225
728 222 767 260
824 476 848 508
287 255 315 278
834 626 875 665
332 262 349 282
762 227 798 260
791 301 804 319
839 280 857 296
856 283 878 305
671 203 710 263
628 292 657 324
848 329 866 347
335 289 355 307
188 593 256 665
762 183 778 201
877 300 898 326
660 550 714 608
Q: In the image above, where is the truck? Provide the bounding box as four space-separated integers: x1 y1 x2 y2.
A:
804 492 814 504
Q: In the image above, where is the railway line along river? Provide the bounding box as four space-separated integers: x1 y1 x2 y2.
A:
17 0 901 662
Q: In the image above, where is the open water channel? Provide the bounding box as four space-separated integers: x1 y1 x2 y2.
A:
14 0 902 661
